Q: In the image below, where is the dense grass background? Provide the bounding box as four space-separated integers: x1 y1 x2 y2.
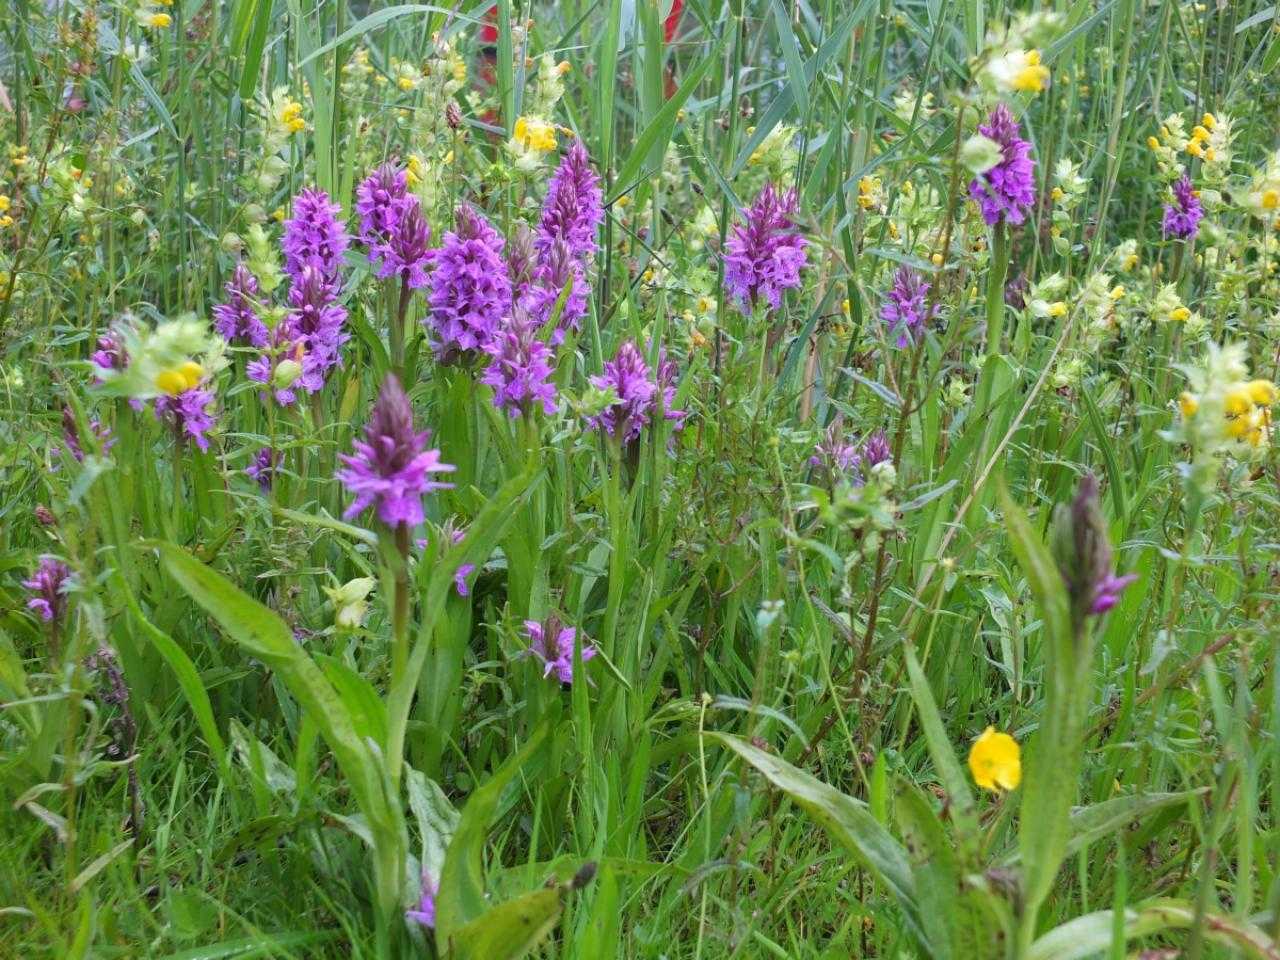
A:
2 0 1280 957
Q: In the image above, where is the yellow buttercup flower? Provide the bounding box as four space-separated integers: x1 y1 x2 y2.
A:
968 727 1021 792
148 12 171 28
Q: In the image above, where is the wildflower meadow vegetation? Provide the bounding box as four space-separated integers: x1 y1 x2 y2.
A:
3 0 1280 956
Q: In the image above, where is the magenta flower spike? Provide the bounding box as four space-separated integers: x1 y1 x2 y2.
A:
586 341 658 444
522 617 597 685
23 556 72 623
425 203 510 361
723 182 808 312
880 267 938 347
154 385 217 451
282 187 350 285
537 141 604 262
356 162 409 249
968 104 1036 227
336 374 455 528
373 194 432 290
212 262 268 347
277 266 349 393
481 303 557 417
1162 175 1203 240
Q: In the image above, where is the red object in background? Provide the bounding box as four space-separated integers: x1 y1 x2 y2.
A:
480 5 499 45
664 0 684 43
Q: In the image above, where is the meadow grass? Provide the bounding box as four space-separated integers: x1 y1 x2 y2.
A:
1 0 1279 957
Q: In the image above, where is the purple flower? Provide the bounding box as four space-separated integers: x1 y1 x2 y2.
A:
506 223 539 290
426 204 510 360
23 556 72 623
809 423 861 479
356 162 408 248
809 426 890 486
522 238 588 344
481 304 557 417
1089 571 1137 615
448 529 475 596
654 345 686 430
246 337 303 406
374 194 432 289
212 263 268 347
1162 175 1203 241
282 187 350 285
861 430 891 470
968 105 1036 227
406 872 436 930
155 385 217 452
723 183 808 312
246 447 278 491
90 331 127 378
880 267 937 347
336 374 455 528
416 527 476 595
59 406 113 462
586 341 658 444
277 266 349 393
522 617 597 685
1051 473 1137 627
537 141 604 262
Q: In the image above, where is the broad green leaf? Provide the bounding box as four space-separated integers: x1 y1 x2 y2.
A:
152 543 401 896
444 888 562 960
435 719 551 944
895 779 960 960
407 766 460 880
710 733 926 948
903 644 978 855
998 484 1079 922
387 466 540 783
999 790 1205 865
114 568 228 777
1028 899 1280 960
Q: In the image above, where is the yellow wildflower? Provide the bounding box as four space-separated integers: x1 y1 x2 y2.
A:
514 116 557 152
1202 112 1216 130
148 12 171 28
1179 392 1199 417
968 727 1021 792
1147 135 1159 151
1262 189 1279 210
1047 301 1068 318
1169 306 1190 322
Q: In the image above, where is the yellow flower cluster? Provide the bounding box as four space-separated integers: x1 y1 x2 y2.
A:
277 99 305 135
135 0 172 30
0 194 12 230
1185 114 1216 160
968 727 1021 792
1179 342 1278 456
155 361 204 396
857 176 882 211
984 48 1050 95
513 116 557 152
1182 380 1276 449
